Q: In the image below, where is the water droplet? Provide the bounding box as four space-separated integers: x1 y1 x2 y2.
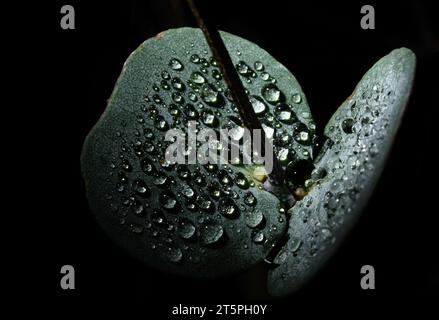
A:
160 191 178 211
235 172 249 189
342 118 354 134
200 84 223 107
132 201 146 216
167 246 183 263
212 69 222 80
250 96 267 115
286 160 315 190
292 93 302 104
200 221 224 246
153 94 162 104
155 116 169 131
161 70 170 80
290 237 302 252
172 92 184 104
245 209 264 228
219 197 239 218
244 192 257 206
274 104 296 124
202 111 219 127
191 71 206 84
169 58 183 71
277 148 291 163
197 196 214 213
153 173 169 187
171 77 185 91
160 80 170 90
261 72 270 81
262 84 282 104
181 183 195 199
253 231 265 244
190 54 200 63
132 179 150 197
129 223 144 234
236 61 252 76
218 170 232 186
254 61 264 71
177 218 196 240
121 159 132 172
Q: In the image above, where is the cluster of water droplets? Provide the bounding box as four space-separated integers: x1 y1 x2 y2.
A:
273 78 396 271
102 44 313 265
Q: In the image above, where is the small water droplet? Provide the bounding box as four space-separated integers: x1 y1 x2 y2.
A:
200 84 223 107
219 197 239 218
292 93 302 104
262 84 282 104
250 96 267 115
171 77 185 91
190 54 200 64
177 218 196 240
253 231 265 244
254 61 264 71
169 58 183 71
235 172 249 189
191 71 206 84
245 209 264 228
200 221 224 246
274 104 296 124
161 70 170 80
167 246 183 263
342 118 355 134
132 179 150 197
244 192 257 206
201 111 219 127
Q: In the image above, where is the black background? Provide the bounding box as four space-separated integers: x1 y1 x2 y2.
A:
44 0 437 314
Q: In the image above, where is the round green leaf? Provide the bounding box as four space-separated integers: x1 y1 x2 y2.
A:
81 27 315 277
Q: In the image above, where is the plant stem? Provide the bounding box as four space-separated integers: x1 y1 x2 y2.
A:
186 0 285 185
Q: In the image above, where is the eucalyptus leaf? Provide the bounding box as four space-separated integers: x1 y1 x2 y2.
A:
81 28 315 277
267 48 416 296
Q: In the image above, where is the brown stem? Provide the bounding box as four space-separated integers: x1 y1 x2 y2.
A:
185 0 285 185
